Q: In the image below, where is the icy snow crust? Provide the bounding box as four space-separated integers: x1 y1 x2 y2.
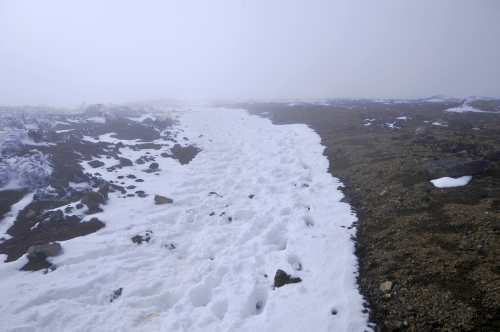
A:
0 107 370 331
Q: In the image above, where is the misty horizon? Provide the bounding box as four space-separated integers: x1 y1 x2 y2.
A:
1 1 499 108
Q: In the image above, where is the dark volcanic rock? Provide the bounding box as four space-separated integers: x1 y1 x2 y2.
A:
88 160 105 168
274 269 302 288
419 159 488 179
81 191 105 205
28 242 62 258
119 157 133 166
149 162 159 169
154 195 173 205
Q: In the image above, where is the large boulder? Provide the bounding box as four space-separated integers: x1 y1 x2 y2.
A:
419 159 488 179
81 191 105 205
154 195 173 205
28 242 62 258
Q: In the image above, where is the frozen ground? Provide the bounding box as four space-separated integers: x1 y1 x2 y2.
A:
0 107 371 331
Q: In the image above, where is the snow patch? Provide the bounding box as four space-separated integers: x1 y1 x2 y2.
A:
431 176 472 188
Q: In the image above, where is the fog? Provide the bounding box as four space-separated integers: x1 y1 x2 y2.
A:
1 1 499 107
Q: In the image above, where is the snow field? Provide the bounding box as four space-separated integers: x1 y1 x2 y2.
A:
0 107 371 331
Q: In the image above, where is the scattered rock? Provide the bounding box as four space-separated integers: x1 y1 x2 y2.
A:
110 287 123 302
119 157 133 166
170 144 201 165
48 209 63 221
274 269 302 288
88 160 105 168
149 162 159 169
82 153 93 161
340 196 352 203
436 118 450 126
415 127 426 135
126 174 136 179
131 231 152 244
385 320 398 331
380 281 393 293
28 242 62 258
154 195 173 205
25 209 37 220
81 191 105 205
98 181 110 199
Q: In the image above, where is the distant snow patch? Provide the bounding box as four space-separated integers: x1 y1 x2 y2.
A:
444 100 493 113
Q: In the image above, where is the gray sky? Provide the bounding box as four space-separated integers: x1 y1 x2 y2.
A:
1 1 499 107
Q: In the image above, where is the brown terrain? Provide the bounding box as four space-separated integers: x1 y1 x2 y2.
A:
235 100 500 332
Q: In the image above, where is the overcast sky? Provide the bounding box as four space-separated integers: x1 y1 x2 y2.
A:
1 1 499 107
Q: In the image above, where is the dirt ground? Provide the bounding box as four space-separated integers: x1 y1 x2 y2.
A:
235 100 500 332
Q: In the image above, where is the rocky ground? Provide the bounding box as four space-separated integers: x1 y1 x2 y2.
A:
2 100 500 331
0 106 199 271
237 100 500 332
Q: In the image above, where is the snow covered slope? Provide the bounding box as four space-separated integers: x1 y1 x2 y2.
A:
0 107 371 331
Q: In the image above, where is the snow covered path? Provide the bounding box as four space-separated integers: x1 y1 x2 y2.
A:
0 107 371 331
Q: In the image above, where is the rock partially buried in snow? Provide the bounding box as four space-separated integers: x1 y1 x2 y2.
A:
88 160 105 168
154 195 173 205
119 157 133 166
98 181 110 199
149 162 159 169
110 287 123 302
274 269 302 288
380 281 393 293
28 242 62 258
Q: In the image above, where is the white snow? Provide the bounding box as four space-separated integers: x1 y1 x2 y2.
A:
395 116 408 120
431 176 472 188
432 122 448 127
0 107 371 331
0 192 34 242
86 116 106 123
444 102 492 113
385 122 400 129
